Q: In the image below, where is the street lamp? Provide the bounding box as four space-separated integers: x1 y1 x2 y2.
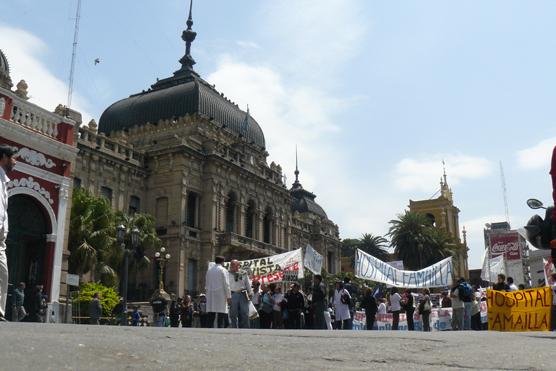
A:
117 224 141 325
150 246 171 326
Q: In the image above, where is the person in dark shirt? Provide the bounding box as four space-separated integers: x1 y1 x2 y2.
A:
492 274 510 291
180 295 194 328
285 283 305 329
312 275 326 330
360 288 377 330
169 296 181 327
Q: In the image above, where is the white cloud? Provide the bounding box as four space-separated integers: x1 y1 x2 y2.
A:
516 137 556 170
235 41 260 49
393 154 493 192
0 25 92 122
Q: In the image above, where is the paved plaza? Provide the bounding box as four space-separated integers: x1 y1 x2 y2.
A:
0 323 552 370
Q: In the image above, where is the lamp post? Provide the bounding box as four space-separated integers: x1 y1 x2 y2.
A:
117 224 140 325
150 247 171 326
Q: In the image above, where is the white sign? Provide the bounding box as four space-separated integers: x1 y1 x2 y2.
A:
355 249 453 288
211 248 304 285
304 244 323 275
66 273 80 287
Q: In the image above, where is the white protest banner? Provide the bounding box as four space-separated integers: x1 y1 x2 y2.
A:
304 244 323 275
210 248 304 285
355 249 453 288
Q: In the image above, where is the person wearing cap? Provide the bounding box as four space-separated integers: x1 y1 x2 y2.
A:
0 145 16 322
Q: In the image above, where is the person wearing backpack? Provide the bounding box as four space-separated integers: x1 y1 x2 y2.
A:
457 278 473 330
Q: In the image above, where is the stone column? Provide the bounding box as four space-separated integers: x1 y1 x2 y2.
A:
50 179 71 303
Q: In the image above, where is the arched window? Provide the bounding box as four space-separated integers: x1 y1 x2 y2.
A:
425 213 436 227
225 192 237 233
245 200 256 239
263 206 273 244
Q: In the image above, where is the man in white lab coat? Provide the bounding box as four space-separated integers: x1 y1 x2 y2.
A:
205 256 231 328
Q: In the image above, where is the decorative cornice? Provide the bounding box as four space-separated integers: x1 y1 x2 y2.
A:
7 176 54 204
15 147 56 169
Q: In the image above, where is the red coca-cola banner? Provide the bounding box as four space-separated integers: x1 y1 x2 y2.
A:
489 232 522 260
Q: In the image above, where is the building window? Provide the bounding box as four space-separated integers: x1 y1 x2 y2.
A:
245 200 256 239
263 207 273 244
155 197 168 235
187 259 198 295
129 196 140 215
100 186 113 205
327 251 336 274
74 177 81 189
186 192 199 228
225 192 237 233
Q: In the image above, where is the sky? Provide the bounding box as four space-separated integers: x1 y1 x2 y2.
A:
1 0 555 269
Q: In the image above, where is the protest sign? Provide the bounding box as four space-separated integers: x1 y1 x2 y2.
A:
352 308 453 331
210 248 304 285
487 287 552 332
355 249 453 288
304 244 323 275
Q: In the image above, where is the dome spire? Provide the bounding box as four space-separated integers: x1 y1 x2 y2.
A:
175 0 198 77
292 145 302 189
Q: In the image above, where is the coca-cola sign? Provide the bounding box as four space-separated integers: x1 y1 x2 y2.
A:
489 233 522 260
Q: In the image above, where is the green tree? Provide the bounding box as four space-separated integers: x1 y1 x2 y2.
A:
358 233 390 261
73 281 120 318
388 211 454 270
68 188 117 285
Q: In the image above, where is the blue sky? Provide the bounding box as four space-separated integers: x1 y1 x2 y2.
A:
1 0 555 269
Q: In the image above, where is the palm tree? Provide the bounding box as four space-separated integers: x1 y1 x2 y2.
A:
358 233 390 261
388 211 454 270
68 188 117 284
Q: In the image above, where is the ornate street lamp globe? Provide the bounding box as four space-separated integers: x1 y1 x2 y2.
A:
160 247 166 253
117 224 126 243
154 252 161 258
165 253 171 260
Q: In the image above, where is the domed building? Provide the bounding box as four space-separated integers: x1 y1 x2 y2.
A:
73 7 342 297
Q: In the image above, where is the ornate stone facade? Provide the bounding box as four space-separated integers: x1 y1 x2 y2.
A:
409 173 469 279
0 48 78 321
73 10 342 297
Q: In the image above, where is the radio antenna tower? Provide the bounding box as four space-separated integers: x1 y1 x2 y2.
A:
499 161 510 225
67 0 82 109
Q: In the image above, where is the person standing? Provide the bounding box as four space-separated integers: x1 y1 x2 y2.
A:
180 296 194 328
0 145 16 322
228 259 252 329
471 293 481 330
272 286 285 329
285 283 305 329
343 277 357 330
361 288 377 330
493 274 510 291
259 285 274 329
131 306 141 326
333 282 351 330
112 298 126 325
205 256 231 328
311 275 326 330
169 296 180 327
390 288 402 330
250 281 261 329
402 289 415 331
89 292 102 325
14 282 26 322
196 294 209 328
450 282 464 330
419 289 432 332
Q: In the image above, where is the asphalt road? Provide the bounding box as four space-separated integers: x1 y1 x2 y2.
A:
0 323 552 370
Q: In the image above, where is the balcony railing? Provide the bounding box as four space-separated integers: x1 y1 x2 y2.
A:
218 232 286 255
11 99 60 139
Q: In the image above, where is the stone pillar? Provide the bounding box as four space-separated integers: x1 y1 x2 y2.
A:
50 179 71 303
238 199 246 237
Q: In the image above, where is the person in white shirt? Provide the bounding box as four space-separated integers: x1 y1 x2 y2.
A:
333 281 351 330
205 256 231 328
507 277 519 292
0 145 16 322
228 259 252 328
377 298 387 315
389 288 402 330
